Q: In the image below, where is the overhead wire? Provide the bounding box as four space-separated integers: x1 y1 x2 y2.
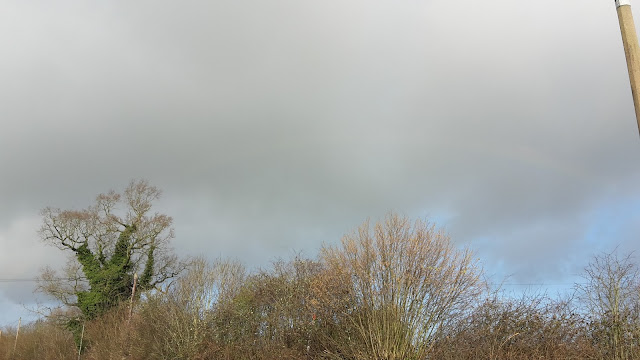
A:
0 277 583 286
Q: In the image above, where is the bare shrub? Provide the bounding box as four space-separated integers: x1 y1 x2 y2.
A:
319 213 485 360
81 305 133 360
202 255 325 360
432 292 596 360
136 257 246 360
576 250 640 360
253 257 321 352
1 320 76 360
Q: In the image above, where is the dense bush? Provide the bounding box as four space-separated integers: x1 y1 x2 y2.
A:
0 320 76 360
431 293 597 359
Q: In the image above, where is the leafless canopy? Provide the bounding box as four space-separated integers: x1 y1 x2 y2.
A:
575 249 640 359
37 180 182 310
320 213 485 360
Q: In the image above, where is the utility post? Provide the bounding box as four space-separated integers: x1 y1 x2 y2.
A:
615 0 640 135
128 273 138 321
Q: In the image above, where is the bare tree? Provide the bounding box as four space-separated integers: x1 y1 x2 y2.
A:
319 213 485 360
138 257 246 360
575 249 640 360
36 180 184 326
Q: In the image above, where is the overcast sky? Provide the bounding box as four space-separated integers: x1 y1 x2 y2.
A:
1 0 640 327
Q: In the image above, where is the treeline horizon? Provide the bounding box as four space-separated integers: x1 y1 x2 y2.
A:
2 220 639 359
1 181 639 360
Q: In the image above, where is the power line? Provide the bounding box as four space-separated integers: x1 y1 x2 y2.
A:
0 278 85 283
494 283 578 286
0 278 584 287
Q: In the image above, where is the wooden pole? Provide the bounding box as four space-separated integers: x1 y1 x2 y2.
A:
616 0 640 135
128 273 138 321
77 323 85 360
13 317 21 353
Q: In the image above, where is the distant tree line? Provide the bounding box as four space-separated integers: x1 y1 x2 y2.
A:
1 182 638 360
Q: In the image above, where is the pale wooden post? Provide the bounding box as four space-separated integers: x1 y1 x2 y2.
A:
13 317 21 353
77 323 85 360
616 0 640 135
128 273 138 321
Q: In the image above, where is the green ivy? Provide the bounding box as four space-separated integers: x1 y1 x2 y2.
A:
74 224 154 321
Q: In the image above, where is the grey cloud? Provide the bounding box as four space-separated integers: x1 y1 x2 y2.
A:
1 0 639 324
